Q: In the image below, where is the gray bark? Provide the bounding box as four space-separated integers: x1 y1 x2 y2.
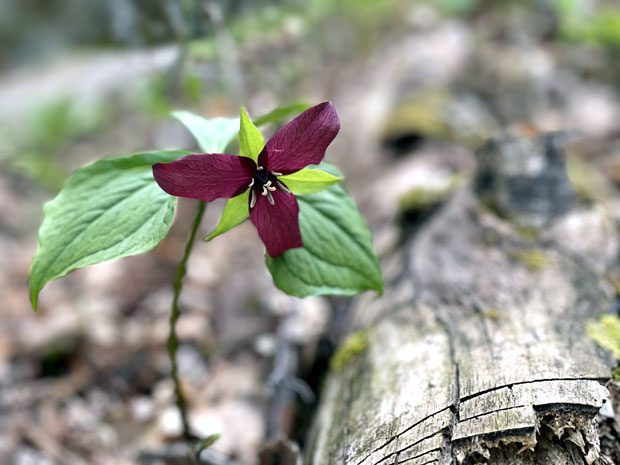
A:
307 134 618 465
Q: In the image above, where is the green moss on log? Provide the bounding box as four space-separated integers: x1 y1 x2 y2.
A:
481 308 502 321
398 179 460 216
586 314 620 359
509 250 551 272
330 330 370 371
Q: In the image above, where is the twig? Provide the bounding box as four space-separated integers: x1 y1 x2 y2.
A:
17 421 89 465
266 303 315 440
138 442 243 465
168 200 207 439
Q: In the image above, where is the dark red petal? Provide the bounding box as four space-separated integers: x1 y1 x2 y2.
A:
250 188 303 257
259 101 340 174
153 154 255 202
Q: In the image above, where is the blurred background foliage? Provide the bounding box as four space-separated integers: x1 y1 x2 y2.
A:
1 0 620 194
3 0 620 70
0 0 409 190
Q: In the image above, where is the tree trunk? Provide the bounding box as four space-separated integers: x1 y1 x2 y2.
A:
307 134 618 465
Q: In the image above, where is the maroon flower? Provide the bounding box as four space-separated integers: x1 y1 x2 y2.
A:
153 101 340 257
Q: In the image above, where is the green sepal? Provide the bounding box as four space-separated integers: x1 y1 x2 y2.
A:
238 108 264 162
205 190 250 241
279 167 342 195
172 111 239 152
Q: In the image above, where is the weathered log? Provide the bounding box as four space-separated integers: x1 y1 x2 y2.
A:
308 134 618 465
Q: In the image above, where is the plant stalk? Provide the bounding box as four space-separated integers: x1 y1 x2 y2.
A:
168 200 206 439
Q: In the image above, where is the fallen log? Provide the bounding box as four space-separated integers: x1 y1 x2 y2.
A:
308 133 618 465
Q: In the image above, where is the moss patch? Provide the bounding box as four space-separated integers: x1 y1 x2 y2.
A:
587 314 620 359
330 330 369 371
398 178 460 217
514 225 539 241
566 156 604 202
380 89 450 142
481 308 501 321
509 250 551 272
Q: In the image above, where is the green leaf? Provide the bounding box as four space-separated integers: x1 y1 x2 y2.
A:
279 167 342 195
206 190 250 241
253 102 311 126
239 108 264 162
194 434 221 459
172 111 239 152
29 150 189 310
266 184 383 297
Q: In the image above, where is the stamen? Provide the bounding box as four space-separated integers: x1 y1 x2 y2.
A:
262 180 276 195
256 166 264 171
262 181 270 196
248 179 254 187
272 171 282 176
276 180 291 193
250 189 257 208
267 191 275 205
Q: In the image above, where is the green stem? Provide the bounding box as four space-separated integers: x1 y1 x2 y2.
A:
168 200 206 439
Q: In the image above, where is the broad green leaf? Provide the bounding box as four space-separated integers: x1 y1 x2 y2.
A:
29 150 189 310
253 102 311 126
279 167 342 195
206 190 250 241
172 111 239 152
239 108 264 162
266 184 383 297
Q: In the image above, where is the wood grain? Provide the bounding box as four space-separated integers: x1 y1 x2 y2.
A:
307 171 617 465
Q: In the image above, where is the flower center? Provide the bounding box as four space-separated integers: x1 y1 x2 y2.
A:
248 166 289 208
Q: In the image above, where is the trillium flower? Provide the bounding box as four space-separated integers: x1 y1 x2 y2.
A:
153 101 341 257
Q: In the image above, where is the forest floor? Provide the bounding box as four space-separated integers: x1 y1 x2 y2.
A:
1 2 620 465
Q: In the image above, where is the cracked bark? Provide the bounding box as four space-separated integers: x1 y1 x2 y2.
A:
307 134 618 465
